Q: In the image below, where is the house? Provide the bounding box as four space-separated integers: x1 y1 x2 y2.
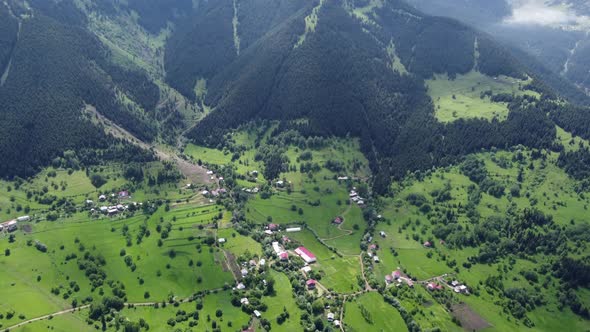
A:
100 206 108 213
286 227 301 233
427 283 443 291
218 238 226 244
252 187 259 193
302 266 312 273
259 259 266 266
253 310 261 318
392 270 401 280
251 170 259 176
357 200 365 205
337 176 349 180
351 196 360 202
99 194 106 201
306 279 317 289
423 241 432 248
16 215 30 222
349 191 357 197
202 190 209 196
451 280 460 287
249 259 257 267
268 223 279 231
454 285 469 294
369 244 377 251
107 207 119 215
367 251 373 258
240 298 249 305
334 320 341 327
206 170 214 175
327 312 335 322
295 246 317 263
275 180 284 187
373 256 380 263
241 268 248 277
264 230 273 235
236 283 246 290
118 191 129 198
85 199 94 205
379 231 386 238
385 275 393 284
279 252 289 261
272 242 283 255
332 217 343 225
116 204 125 211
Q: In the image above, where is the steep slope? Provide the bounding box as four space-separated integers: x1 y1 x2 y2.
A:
182 0 557 191
0 2 157 178
164 0 310 99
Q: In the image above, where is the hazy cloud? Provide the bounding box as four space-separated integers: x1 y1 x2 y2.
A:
504 0 590 27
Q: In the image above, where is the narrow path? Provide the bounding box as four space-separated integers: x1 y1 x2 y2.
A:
1 290 224 332
84 105 213 185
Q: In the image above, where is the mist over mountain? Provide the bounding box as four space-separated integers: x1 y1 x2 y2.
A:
406 0 590 99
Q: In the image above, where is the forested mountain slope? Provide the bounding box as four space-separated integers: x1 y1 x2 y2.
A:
174 0 559 192
0 0 164 178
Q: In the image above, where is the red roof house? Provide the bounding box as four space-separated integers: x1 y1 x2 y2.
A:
333 217 343 225
306 279 317 289
279 252 289 261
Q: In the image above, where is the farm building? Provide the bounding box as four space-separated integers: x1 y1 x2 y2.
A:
1 220 17 232
302 266 312 273
379 231 386 238
295 246 317 263
337 176 348 180
253 310 261 318
16 215 30 222
286 227 301 232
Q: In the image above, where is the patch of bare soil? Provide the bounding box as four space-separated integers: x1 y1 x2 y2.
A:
83 105 213 186
451 303 492 331
21 224 32 233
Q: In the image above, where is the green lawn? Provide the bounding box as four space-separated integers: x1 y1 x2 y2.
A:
344 292 407 332
287 230 361 293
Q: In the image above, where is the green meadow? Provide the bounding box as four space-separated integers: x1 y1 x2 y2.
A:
427 70 538 122
344 292 407 332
